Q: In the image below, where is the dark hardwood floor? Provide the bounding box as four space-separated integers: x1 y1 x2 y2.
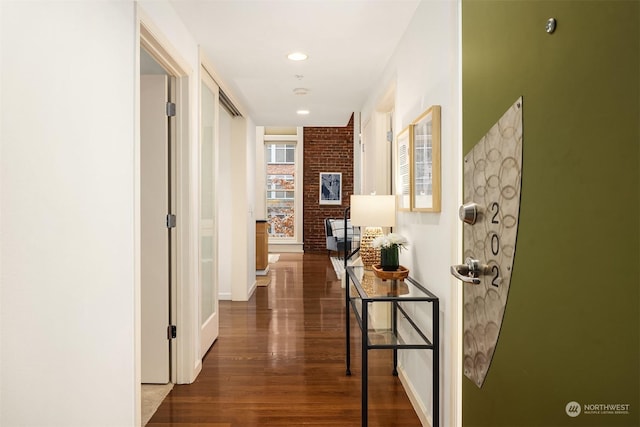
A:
147 253 422 426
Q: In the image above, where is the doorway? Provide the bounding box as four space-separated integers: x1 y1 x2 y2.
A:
139 46 176 425
359 83 395 196
138 22 195 424
138 16 202 387
140 47 175 384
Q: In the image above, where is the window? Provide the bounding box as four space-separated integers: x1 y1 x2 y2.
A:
267 175 294 200
267 144 295 164
266 144 296 238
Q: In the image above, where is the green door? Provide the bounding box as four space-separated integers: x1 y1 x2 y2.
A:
461 1 639 426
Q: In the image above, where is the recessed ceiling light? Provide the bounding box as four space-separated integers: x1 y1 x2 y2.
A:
297 110 310 115
287 52 308 61
293 88 310 95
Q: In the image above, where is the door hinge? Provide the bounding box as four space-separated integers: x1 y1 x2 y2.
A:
166 102 176 117
166 214 176 228
387 130 393 143
167 325 177 340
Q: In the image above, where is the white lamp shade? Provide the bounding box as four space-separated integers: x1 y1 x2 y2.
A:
350 195 396 227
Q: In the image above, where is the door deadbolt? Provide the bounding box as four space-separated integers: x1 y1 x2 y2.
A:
459 202 480 225
450 257 490 285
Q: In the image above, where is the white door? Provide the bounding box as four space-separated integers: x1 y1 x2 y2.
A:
200 70 219 356
141 74 170 383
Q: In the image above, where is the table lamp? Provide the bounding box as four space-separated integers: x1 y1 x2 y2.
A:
350 195 396 269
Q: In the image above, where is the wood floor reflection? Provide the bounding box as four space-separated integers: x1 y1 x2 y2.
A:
147 253 421 426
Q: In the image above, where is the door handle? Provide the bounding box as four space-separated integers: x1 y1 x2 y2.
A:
450 257 489 285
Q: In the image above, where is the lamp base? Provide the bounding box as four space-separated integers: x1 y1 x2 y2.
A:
360 226 382 270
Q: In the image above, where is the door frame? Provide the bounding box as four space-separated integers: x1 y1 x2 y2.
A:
135 9 200 425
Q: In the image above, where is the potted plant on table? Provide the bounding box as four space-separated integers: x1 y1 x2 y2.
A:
372 233 408 271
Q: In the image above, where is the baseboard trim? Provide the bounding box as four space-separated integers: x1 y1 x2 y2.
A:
248 280 257 300
268 242 303 253
218 292 232 301
398 365 431 427
256 265 270 276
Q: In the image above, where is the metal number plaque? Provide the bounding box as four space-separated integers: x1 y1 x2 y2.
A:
461 97 523 387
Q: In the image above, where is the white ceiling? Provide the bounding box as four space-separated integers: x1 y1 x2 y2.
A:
168 0 421 127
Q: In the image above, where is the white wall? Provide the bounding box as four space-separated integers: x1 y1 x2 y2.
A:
1 0 257 424
218 107 233 300
361 112 392 195
0 0 3 417
254 128 267 220
244 117 257 294
360 115 376 194
1 2 136 425
230 116 257 301
360 1 461 426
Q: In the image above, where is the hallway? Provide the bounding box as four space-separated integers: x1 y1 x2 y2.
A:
147 253 422 426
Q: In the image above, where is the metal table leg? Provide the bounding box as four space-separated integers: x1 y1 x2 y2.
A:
361 300 368 427
392 300 398 376
345 272 351 376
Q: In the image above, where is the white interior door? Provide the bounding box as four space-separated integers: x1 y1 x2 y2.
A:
141 74 170 383
200 69 219 356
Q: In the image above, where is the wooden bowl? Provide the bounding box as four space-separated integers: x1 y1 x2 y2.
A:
371 264 409 281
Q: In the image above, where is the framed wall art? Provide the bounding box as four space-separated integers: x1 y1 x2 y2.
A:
319 172 342 205
411 105 441 212
395 125 412 211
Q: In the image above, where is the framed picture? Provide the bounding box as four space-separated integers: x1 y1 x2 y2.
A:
319 172 342 205
395 125 412 211
411 105 441 212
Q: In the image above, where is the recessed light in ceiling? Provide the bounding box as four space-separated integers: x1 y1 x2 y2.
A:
287 52 308 61
293 88 310 95
297 110 310 115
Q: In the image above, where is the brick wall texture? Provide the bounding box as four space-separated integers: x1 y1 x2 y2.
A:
303 115 354 253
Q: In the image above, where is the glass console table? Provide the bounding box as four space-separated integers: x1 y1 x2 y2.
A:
345 266 440 427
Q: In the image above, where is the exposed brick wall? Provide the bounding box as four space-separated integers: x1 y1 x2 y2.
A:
303 115 354 253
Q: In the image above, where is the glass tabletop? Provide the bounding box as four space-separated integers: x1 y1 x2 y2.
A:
347 266 437 301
